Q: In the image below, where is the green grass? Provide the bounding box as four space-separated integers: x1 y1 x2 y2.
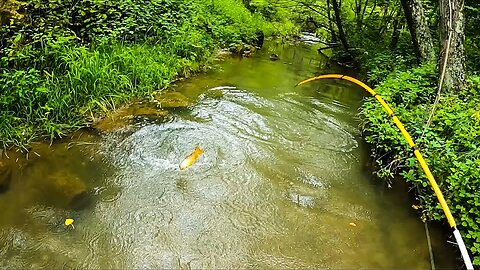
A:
1 40 218 147
0 0 298 148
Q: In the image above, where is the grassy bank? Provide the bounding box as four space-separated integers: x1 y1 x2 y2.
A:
0 0 297 148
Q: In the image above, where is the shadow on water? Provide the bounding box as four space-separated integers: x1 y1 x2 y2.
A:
0 39 459 268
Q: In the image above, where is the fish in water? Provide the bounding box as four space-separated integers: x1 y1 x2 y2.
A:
179 146 204 170
65 218 75 229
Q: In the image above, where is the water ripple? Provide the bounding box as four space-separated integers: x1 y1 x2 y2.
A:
0 44 434 269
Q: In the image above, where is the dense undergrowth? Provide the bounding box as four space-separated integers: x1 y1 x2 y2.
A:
0 0 297 148
321 0 480 263
358 39 480 265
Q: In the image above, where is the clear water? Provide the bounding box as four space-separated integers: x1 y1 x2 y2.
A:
0 40 456 268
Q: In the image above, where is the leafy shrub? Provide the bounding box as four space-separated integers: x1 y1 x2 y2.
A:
360 65 480 265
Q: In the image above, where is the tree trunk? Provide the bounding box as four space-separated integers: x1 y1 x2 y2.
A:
355 0 362 30
389 18 401 49
439 0 466 91
400 0 435 63
360 0 369 24
332 0 349 51
326 0 337 43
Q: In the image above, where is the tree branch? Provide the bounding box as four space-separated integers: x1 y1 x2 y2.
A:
423 0 453 133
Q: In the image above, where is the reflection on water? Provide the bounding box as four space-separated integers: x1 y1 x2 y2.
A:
0 40 458 268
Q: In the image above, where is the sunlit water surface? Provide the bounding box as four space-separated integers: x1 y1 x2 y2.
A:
0 40 457 268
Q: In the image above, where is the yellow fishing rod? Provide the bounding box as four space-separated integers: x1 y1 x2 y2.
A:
297 74 474 270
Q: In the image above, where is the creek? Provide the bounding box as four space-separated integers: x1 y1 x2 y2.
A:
0 38 456 268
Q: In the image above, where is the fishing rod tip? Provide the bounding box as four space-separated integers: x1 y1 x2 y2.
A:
294 81 305 87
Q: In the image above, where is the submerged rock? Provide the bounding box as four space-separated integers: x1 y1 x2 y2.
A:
0 160 12 193
269 54 279 61
93 101 168 132
201 89 225 100
228 43 257 57
43 171 88 208
241 45 256 57
229 43 243 54
153 91 193 108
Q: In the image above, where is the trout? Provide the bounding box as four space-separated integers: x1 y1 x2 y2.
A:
179 146 204 170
